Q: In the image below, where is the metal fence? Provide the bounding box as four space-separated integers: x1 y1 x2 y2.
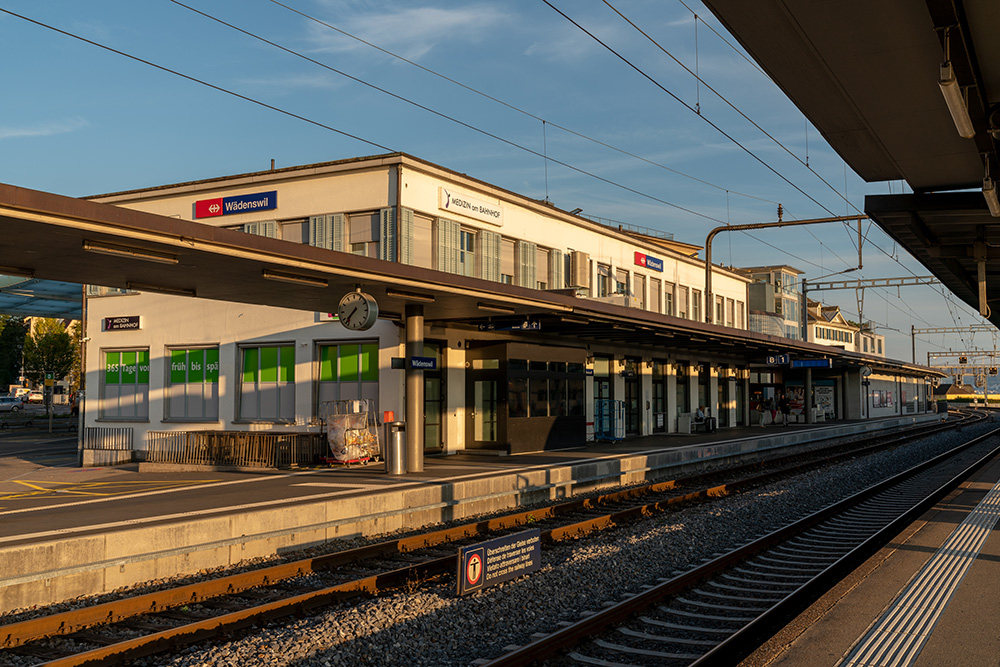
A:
84 427 133 451
146 431 328 468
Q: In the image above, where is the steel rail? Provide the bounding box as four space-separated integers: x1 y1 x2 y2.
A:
0 415 970 664
479 413 995 666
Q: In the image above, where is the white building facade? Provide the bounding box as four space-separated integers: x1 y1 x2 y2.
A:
84 154 754 457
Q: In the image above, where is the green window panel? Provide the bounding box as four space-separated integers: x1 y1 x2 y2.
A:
279 346 294 382
243 348 258 383
121 351 137 384
340 345 359 382
137 350 149 384
106 351 121 385
188 349 204 383
205 348 219 382
320 345 337 382
361 343 379 382
170 349 187 384
260 347 278 382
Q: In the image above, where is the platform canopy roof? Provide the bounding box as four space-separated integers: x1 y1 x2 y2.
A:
0 179 936 378
702 0 1000 326
0 276 81 320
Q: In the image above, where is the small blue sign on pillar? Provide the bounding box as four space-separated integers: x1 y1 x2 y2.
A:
409 356 437 370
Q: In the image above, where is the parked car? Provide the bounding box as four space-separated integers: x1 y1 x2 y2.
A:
27 390 43 404
0 396 22 412
13 387 29 399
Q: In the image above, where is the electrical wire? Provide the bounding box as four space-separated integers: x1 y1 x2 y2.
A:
266 0 780 207
1 4 727 225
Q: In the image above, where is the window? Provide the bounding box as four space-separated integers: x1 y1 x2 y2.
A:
664 282 675 316
459 229 476 277
509 359 583 418
597 263 612 297
726 298 735 327
517 240 537 288
877 339 882 354
166 347 219 421
736 301 745 328
101 349 149 420
650 277 661 313
350 212 379 258
501 238 515 284
678 286 689 319
436 218 475 276
239 344 295 422
535 246 549 289
692 289 702 322
635 274 646 309
317 342 379 412
715 296 724 324
615 269 629 296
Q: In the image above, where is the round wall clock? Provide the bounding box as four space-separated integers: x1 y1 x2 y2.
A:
337 290 379 331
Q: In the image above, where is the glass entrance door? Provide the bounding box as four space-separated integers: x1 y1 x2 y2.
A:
624 358 640 435
465 355 502 449
423 341 445 452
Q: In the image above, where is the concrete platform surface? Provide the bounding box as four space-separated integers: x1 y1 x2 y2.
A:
744 439 1000 667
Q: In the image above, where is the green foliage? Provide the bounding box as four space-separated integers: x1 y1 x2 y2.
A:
0 316 28 388
22 319 75 385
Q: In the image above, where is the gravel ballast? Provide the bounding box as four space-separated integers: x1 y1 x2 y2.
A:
138 423 997 667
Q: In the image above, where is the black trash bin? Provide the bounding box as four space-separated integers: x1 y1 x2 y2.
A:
385 422 406 474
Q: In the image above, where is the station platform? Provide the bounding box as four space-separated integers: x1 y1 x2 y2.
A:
0 414 939 614
745 432 1000 667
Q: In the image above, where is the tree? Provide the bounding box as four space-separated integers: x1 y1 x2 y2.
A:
0 316 28 388
22 319 75 386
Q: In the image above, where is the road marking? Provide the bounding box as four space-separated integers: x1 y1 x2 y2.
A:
0 479 220 501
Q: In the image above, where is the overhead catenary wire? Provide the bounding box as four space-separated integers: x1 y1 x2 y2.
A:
0 4 726 226
265 0 781 208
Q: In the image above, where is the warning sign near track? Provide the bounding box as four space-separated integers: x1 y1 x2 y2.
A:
457 528 541 596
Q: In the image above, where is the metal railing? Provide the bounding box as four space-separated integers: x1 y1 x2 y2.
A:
145 431 327 468
84 427 133 451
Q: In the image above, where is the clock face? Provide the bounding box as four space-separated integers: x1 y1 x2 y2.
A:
338 291 379 330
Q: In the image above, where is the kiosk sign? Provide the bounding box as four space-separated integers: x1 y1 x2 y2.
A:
104 316 141 331
457 528 541 596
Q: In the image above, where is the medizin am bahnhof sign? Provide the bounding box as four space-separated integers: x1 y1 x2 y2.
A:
195 191 277 219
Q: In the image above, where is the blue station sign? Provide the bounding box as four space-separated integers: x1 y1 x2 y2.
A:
410 356 437 370
791 358 832 369
195 191 278 219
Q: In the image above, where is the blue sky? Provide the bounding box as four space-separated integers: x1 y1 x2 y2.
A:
0 0 992 367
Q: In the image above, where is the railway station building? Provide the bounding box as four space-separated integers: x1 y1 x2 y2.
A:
78 153 936 460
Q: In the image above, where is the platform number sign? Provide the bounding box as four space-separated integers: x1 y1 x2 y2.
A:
460 547 486 594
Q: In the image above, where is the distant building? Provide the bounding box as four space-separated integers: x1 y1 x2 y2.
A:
806 300 885 357
932 383 977 398
739 265 804 340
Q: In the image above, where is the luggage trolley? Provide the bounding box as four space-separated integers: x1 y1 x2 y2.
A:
320 399 381 465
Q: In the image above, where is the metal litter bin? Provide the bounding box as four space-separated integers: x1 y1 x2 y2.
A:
385 422 406 475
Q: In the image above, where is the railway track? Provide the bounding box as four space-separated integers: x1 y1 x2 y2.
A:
0 413 979 666
482 414 1000 666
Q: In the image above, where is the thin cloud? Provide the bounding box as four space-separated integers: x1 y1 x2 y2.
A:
307 4 512 62
0 118 88 141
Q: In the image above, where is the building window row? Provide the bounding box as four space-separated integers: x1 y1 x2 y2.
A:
239 208 748 329
817 327 853 344
100 341 379 424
